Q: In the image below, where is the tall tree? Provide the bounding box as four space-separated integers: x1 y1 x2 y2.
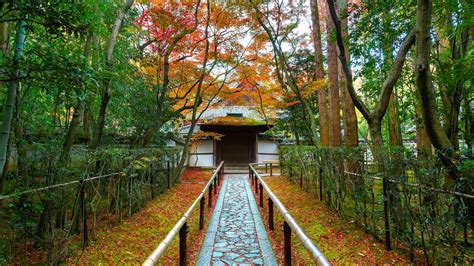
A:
433 0 472 150
414 0 452 154
381 12 403 147
252 1 321 145
414 0 474 226
133 0 202 147
311 0 330 147
91 0 134 149
326 1 342 147
60 33 93 161
0 18 27 177
337 0 358 149
327 0 416 250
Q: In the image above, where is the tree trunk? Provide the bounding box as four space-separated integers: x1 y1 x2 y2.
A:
0 21 9 56
83 33 100 144
435 5 463 150
337 0 362 211
13 83 26 177
338 0 358 149
90 0 134 149
326 3 342 147
414 0 453 151
415 91 432 157
387 91 402 146
380 10 402 148
61 34 93 161
82 95 94 143
414 0 474 229
311 0 329 147
61 102 84 162
135 123 162 147
301 98 320 145
368 121 392 250
465 96 473 154
0 18 27 177
174 0 208 181
254 6 320 145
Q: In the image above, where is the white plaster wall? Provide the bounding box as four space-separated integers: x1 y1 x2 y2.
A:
257 140 279 162
257 154 279 162
189 155 214 167
191 140 213 153
189 140 214 167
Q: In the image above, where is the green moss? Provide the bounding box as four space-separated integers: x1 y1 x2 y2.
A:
203 116 268 126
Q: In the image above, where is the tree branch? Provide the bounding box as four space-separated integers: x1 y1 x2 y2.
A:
327 0 371 121
373 29 416 121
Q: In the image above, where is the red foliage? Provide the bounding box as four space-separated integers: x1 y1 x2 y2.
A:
67 168 221 264
254 175 409 265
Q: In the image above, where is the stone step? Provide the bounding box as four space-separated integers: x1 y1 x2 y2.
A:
224 169 249 174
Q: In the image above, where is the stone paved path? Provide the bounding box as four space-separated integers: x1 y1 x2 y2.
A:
197 174 277 265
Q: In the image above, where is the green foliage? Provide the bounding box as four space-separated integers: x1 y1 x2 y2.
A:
280 145 473 264
0 147 182 263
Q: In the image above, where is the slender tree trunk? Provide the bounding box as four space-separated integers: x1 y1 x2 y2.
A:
388 91 402 146
61 33 93 161
83 33 100 144
337 0 362 214
326 3 342 147
135 124 162 147
0 21 9 56
414 0 474 228
90 0 134 149
338 0 358 150
0 18 11 182
82 95 94 143
380 11 402 148
0 18 27 177
460 0 472 154
368 121 392 250
135 1 201 147
301 99 320 145
415 91 432 157
13 83 26 177
327 0 415 249
465 96 473 154
415 0 452 151
254 6 320 145
61 102 84 161
311 0 329 147
174 0 208 180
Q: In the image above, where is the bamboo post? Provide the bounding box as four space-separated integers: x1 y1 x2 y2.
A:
199 197 205 230
268 198 274 230
221 163 224 181
80 179 88 248
167 160 171 189
284 221 291 266
319 166 323 201
213 176 217 195
179 222 188 266
208 184 213 208
382 177 392 250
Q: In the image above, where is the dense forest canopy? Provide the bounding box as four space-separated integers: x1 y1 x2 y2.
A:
0 0 472 264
